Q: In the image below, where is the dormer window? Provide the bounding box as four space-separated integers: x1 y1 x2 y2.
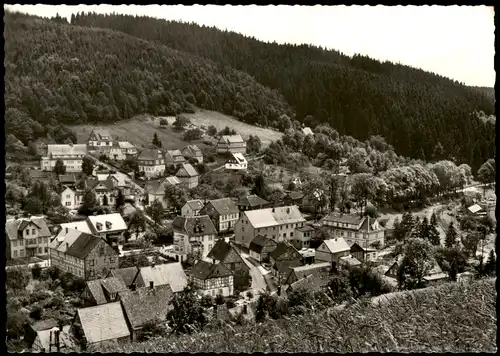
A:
105 221 112 230
96 222 103 231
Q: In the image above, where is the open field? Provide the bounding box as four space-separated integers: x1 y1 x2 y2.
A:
96 278 496 353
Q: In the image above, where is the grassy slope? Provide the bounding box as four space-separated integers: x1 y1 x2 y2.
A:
69 109 282 149
95 278 496 353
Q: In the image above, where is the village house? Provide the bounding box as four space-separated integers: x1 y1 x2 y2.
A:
225 152 248 170
5 165 15 180
284 262 331 285
107 141 137 161
137 149 166 179
6 216 52 260
181 199 205 217
49 228 119 280
237 195 269 215
86 178 117 206
132 262 188 293
175 163 199 189
199 198 240 233
117 284 173 341
106 266 140 289
321 213 385 249
80 277 128 307
248 234 278 263
24 319 58 349
86 213 128 244
205 239 250 274
283 191 305 207
171 215 218 262
71 302 130 348
235 205 306 249
164 149 186 166
350 242 379 263
145 176 181 209
181 144 203 163
41 144 88 172
291 225 317 250
30 324 76 352
216 134 247 154
87 129 114 151
58 174 79 189
284 273 326 297
339 255 362 269
269 242 304 284
190 260 234 297
315 237 351 269
385 257 448 286
298 248 316 265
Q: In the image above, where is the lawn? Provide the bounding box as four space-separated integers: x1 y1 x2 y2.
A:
96 278 496 353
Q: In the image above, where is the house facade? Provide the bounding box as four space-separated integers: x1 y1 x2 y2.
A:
321 213 385 249
225 152 248 170
237 195 269 216
145 176 181 209
248 234 278 262
87 129 114 151
86 213 128 244
190 260 234 297
199 198 240 233
171 215 218 263
6 217 52 260
41 144 87 172
291 225 316 250
235 205 306 248
175 163 199 189
350 243 378 263
137 149 166 179
49 228 119 280
205 239 249 275
181 200 205 217
80 277 128 307
164 149 186 166
108 141 137 161
216 135 246 154
181 145 203 163
315 237 352 268
269 242 304 283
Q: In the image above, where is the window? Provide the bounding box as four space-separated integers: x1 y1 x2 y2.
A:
283 233 286 238
208 244 212 251
89 259 94 266
242 227 244 232
14 250 18 257
45 247 48 253
19 239 24 246
32 229 36 234
100 247 105 256
66 202 71 206
26 229 30 236
12 240 17 248
66 195 71 199
38 247 42 254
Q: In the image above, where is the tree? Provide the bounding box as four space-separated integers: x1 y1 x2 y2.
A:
149 199 164 226
397 238 434 290
128 211 147 239
445 222 458 248
119 254 150 268
173 115 190 131
461 232 481 257
79 190 100 215
6 266 30 290
350 173 378 215
484 250 496 276
246 135 262 154
219 126 236 136
476 159 495 195
31 264 42 280
164 184 188 212
152 132 162 148
183 128 202 141
207 125 217 136
115 189 126 211
427 213 441 245
22 196 44 215
251 173 267 198
364 204 378 218
53 158 66 175
326 272 353 304
159 118 168 127
167 282 206 334
81 156 94 176
393 211 415 242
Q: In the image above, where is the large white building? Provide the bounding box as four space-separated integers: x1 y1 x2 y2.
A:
225 152 248 170
41 144 87 172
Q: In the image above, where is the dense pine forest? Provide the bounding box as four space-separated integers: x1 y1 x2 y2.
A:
5 11 495 171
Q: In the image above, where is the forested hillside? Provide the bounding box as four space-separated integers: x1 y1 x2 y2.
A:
71 12 495 171
4 12 291 148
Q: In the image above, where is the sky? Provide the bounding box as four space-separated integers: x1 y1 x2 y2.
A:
4 4 495 87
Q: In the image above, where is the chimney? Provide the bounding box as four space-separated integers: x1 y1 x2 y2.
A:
66 242 69 249
286 208 290 214
131 283 136 291
150 281 154 289
272 208 275 213
65 227 68 234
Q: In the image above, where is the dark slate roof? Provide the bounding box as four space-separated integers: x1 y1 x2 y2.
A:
206 239 232 261
249 235 275 253
101 277 128 295
86 280 108 305
118 284 173 330
273 259 303 274
323 212 364 225
176 163 198 177
207 198 240 215
288 273 328 293
238 195 269 208
86 178 114 191
287 192 305 201
108 267 140 287
64 232 104 259
190 260 232 280
269 242 300 261
172 215 217 237
58 174 77 184
32 318 58 331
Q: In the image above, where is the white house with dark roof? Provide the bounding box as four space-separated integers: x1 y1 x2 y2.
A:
87 129 114 150
216 134 246 154
41 144 88 172
181 199 205 217
321 213 385 249
5 216 52 260
181 145 203 163
171 215 218 262
190 260 234 297
175 163 199 188
199 198 240 233
86 213 128 243
108 141 137 161
315 237 352 267
137 149 166 179
145 176 181 209
71 302 130 347
235 205 306 248
225 152 248 170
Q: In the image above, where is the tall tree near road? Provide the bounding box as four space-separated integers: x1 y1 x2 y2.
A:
81 156 95 176
397 238 434 290
53 158 66 175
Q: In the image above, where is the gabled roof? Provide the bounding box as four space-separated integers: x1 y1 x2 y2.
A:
244 205 305 229
107 267 140 288
47 144 87 156
286 191 305 201
220 135 244 144
359 217 384 232
5 217 52 241
340 255 362 266
288 273 327 293
205 198 240 215
323 212 364 226
176 163 198 177
87 213 127 234
172 215 218 237
468 204 483 213
296 225 316 232
289 262 331 281
31 318 58 331
182 145 203 157
58 174 77 184
273 259 303 273
321 237 351 254
166 149 184 158
238 195 269 208
231 152 247 164
118 284 173 330
85 280 108 305
58 221 93 235
65 232 105 259
34 325 74 352
50 228 82 251
350 242 377 253
137 148 164 161
249 234 276 253
206 239 233 262
185 199 204 211
117 141 135 149
89 129 113 141
190 260 233 280
77 302 130 344
101 277 128 296
136 263 188 293
269 241 301 261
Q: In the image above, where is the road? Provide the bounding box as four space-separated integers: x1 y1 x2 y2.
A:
241 253 278 295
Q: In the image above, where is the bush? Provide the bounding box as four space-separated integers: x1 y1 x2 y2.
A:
225 300 236 309
31 264 42 280
200 295 214 308
6 266 30 291
246 291 254 299
215 294 225 306
30 304 43 320
47 266 60 281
